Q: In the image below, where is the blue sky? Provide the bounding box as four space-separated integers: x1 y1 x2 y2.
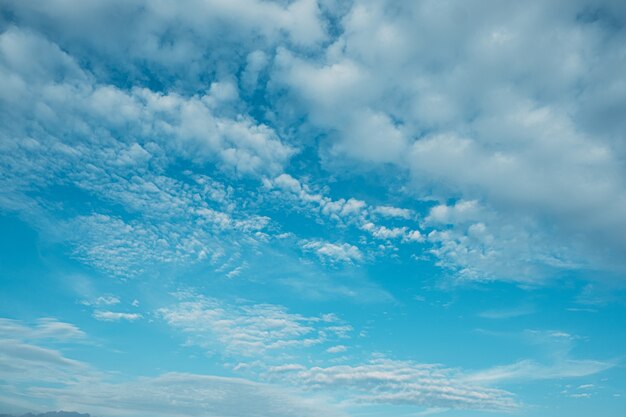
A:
1 1 626 416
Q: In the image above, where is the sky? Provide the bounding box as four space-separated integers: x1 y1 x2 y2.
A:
0 1 626 416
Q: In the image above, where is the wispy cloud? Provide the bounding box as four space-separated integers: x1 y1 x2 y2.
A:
0 318 85 341
35 372 345 417
468 329 615 385
269 357 518 411
158 294 351 357
478 305 535 319
92 311 142 322
0 318 344 417
0 318 94 387
81 296 121 306
468 359 614 385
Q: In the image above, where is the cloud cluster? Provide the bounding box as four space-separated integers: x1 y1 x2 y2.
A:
300 240 364 264
0 27 293 178
0 314 614 416
0 318 343 417
5 0 624 283
266 174 423 259
271 0 626 281
36 373 343 417
0 23 294 277
0 0 327 90
158 294 352 357
92 311 142 322
1 2 625 415
270 357 518 411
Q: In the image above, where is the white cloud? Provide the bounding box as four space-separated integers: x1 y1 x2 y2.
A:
468 328 615 386
272 357 518 411
37 372 344 417
326 345 347 354
422 200 586 283
270 0 626 281
468 359 614 385
301 240 364 264
374 205 413 219
92 311 142 322
273 173 303 193
158 295 351 357
225 264 246 279
266 174 424 259
1 0 327 85
68 214 215 277
0 25 295 278
0 28 295 176
2 0 626 287
242 50 269 91
478 305 535 319
2 3 624 415
0 318 344 417
81 295 120 306
0 319 94 389
361 223 407 240
269 364 307 373
0 339 90 386
0 318 85 341
1 143 273 277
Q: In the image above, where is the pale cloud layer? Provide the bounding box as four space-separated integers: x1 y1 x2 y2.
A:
0 318 344 417
0 310 616 416
270 357 518 411
158 294 352 357
92 311 142 322
38 373 344 417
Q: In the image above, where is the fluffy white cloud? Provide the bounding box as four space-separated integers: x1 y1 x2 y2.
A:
2 0 626 288
300 240 364 264
373 205 413 219
422 200 588 283
0 27 294 178
361 223 407 240
326 345 348 354
270 0 626 281
0 0 328 89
